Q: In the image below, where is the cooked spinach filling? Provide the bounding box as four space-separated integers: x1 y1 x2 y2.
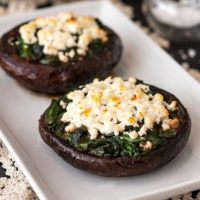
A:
14 19 106 65
44 92 178 158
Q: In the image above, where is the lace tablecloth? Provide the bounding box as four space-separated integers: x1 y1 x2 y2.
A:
0 0 200 199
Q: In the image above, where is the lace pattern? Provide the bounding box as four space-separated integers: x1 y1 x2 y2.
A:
0 0 200 199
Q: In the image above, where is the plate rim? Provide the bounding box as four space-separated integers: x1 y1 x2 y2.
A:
0 1 200 200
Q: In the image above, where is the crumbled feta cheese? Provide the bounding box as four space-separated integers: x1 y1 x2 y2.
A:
58 52 68 63
154 93 164 101
19 12 108 63
65 123 75 133
167 100 177 111
77 48 86 56
128 131 138 140
68 49 75 58
78 32 91 50
61 77 178 140
43 45 58 56
60 100 67 109
140 141 153 151
57 12 75 22
162 119 171 131
19 22 37 44
89 128 98 140
66 36 76 48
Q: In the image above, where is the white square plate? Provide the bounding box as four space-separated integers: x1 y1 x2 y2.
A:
1 1 200 199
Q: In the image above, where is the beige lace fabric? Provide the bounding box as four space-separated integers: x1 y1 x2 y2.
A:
0 0 200 200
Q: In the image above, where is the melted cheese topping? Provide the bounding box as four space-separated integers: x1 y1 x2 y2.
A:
19 12 108 62
61 77 178 140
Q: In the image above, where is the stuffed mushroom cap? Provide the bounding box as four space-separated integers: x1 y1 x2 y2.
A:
39 76 191 176
0 12 122 94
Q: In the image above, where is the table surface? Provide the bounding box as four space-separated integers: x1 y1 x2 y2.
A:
0 0 200 198
0 163 6 177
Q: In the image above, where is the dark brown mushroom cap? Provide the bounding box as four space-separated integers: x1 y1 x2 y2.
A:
38 85 191 177
0 24 122 95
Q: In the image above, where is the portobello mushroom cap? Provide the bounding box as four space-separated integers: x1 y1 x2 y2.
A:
0 24 122 95
39 84 191 177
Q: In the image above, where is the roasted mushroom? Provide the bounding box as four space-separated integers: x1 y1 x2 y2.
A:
39 77 191 176
0 13 122 94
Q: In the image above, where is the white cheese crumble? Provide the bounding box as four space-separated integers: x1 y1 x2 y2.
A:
60 100 67 109
140 141 153 151
61 77 178 140
19 12 108 63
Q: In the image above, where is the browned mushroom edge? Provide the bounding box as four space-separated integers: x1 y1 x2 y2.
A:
0 24 122 95
38 84 191 177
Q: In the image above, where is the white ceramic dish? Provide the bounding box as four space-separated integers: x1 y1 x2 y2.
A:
0 1 200 199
